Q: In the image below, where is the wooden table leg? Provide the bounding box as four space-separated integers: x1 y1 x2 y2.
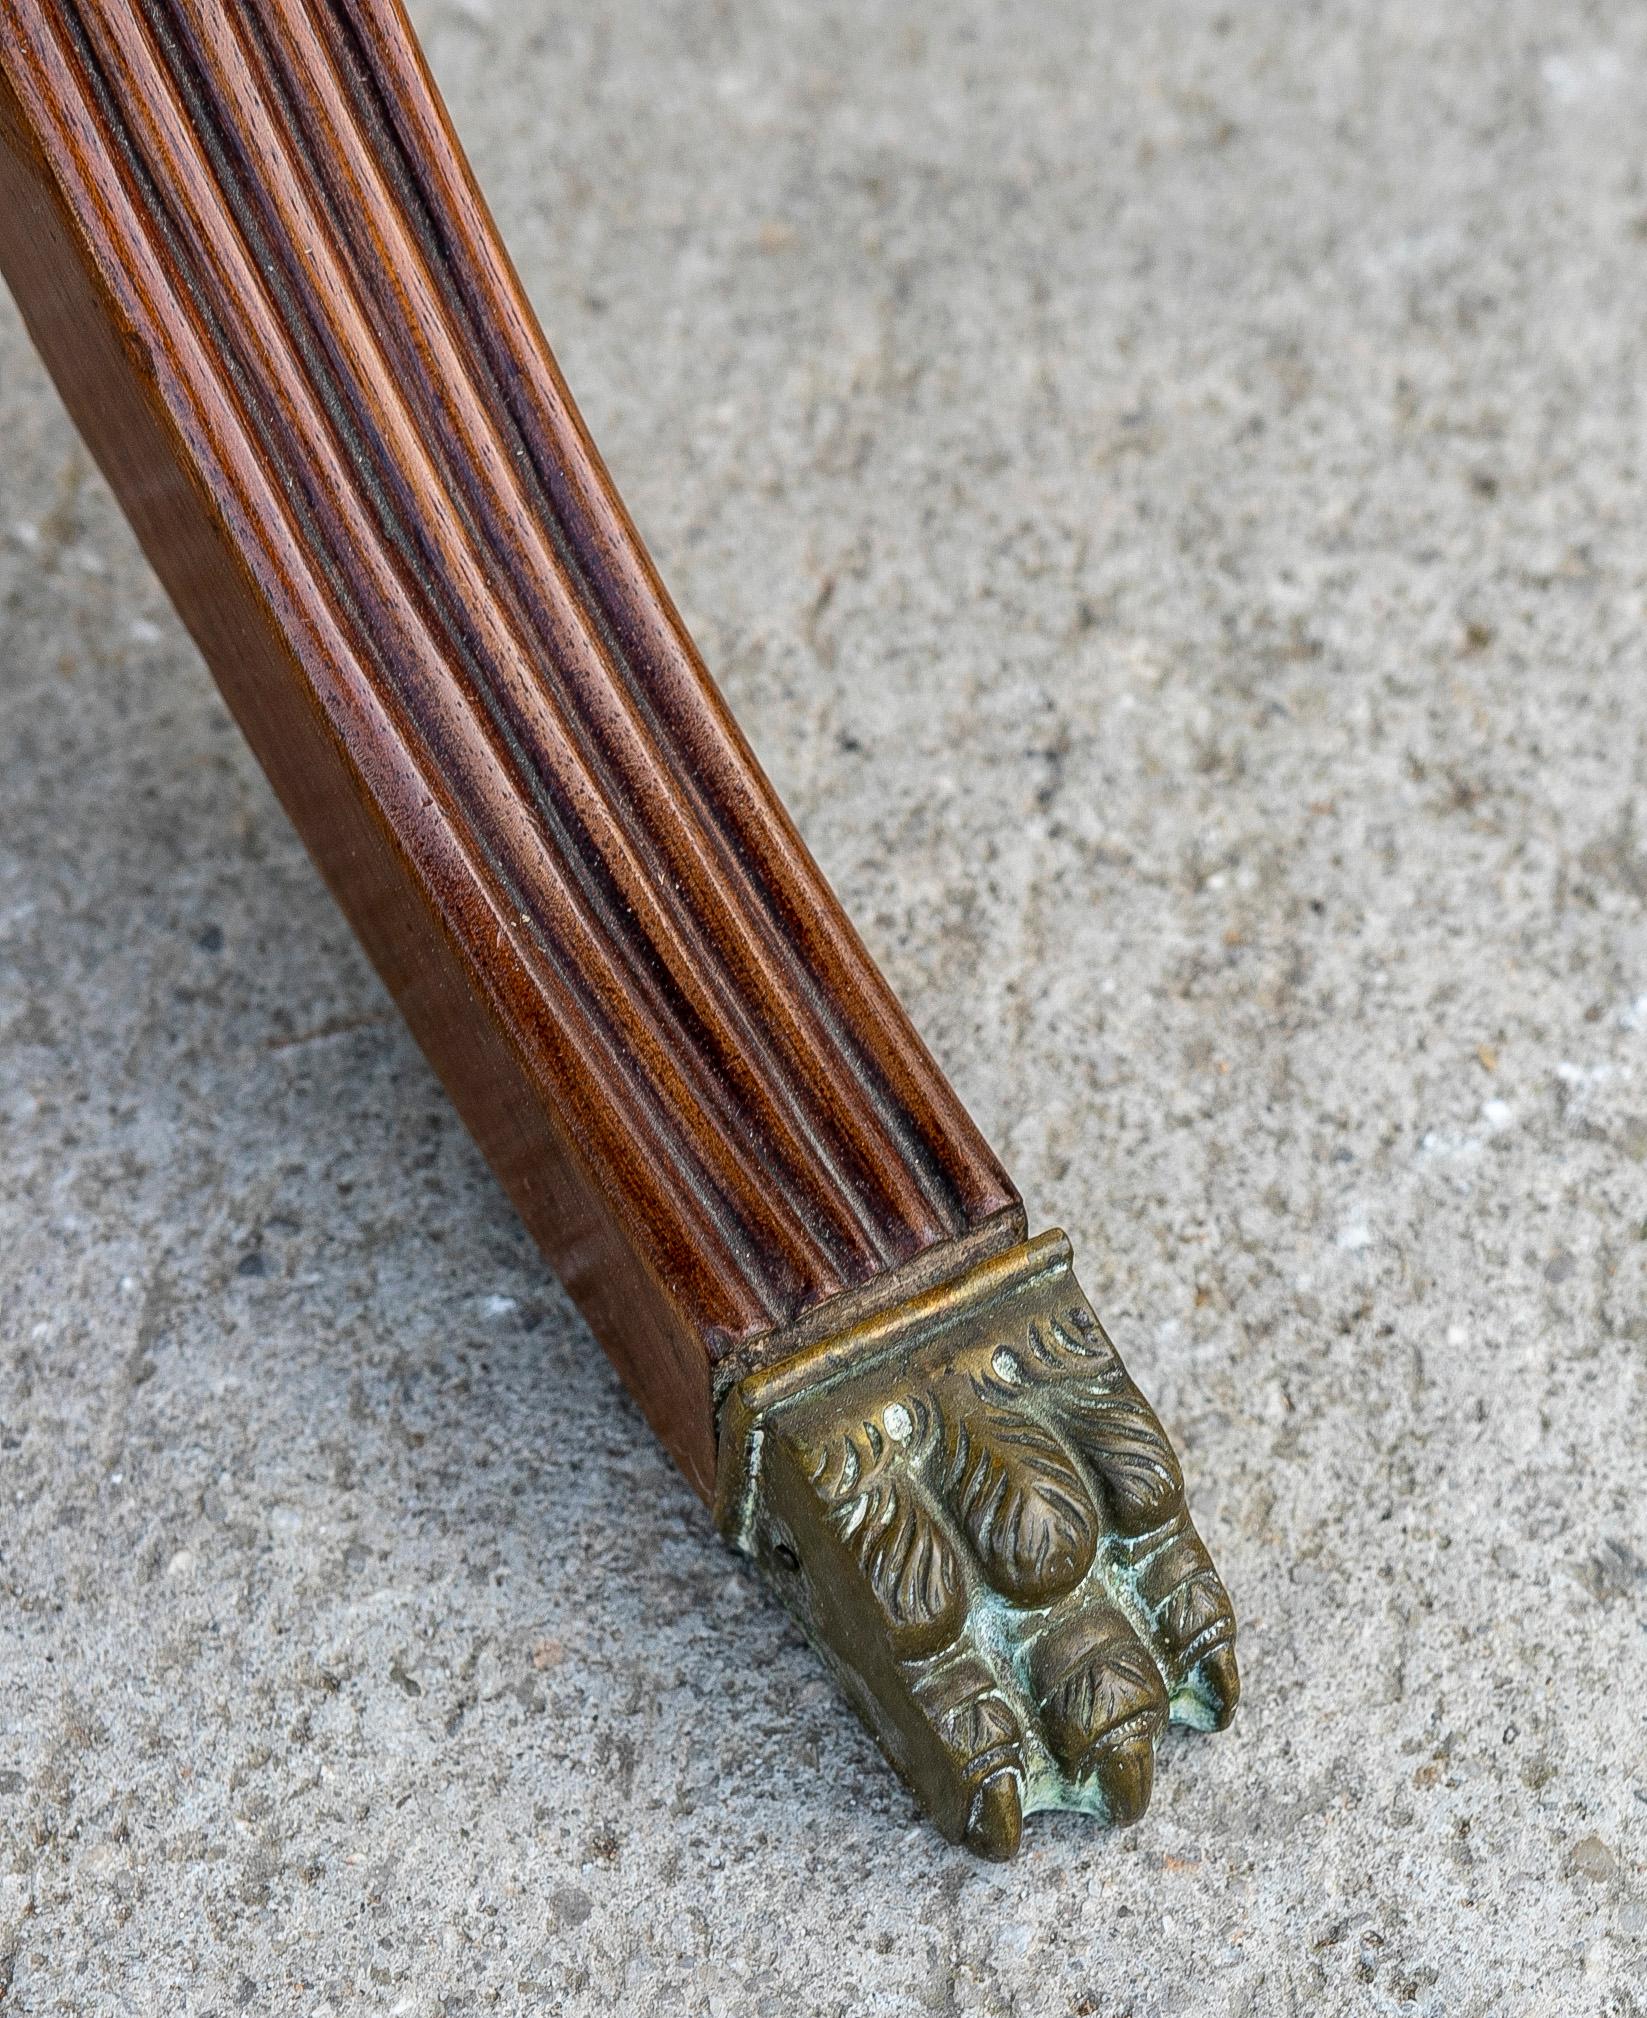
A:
0 0 1237 1855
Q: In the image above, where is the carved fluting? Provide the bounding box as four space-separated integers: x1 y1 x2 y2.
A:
0 0 1022 1491
719 1233 1238 1857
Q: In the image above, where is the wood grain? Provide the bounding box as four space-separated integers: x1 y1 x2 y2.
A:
0 0 1022 1493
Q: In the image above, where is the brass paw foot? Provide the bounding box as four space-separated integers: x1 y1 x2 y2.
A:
717 1233 1238 1857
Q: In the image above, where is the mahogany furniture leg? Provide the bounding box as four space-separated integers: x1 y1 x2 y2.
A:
0 0 1237 1856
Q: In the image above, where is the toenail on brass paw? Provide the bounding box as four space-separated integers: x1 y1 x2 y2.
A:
716 1232 1239 1855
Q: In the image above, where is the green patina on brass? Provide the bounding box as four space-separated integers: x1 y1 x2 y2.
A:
717 1233 1239 1859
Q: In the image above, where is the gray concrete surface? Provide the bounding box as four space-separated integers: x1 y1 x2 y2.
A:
3 1 1645 2011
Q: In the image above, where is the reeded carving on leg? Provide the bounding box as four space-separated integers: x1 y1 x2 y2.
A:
717 1233 1237 1858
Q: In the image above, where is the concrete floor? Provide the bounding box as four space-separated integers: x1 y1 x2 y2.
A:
2 1 1645 2011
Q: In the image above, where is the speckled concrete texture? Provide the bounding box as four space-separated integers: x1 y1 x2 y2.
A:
2 1 1645 2012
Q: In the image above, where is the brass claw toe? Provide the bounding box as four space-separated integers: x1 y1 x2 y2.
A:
964 1771 1025 1861
1175 1639 1241 1733
1029 1604 1168 1804
1090 1726 1157 1828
